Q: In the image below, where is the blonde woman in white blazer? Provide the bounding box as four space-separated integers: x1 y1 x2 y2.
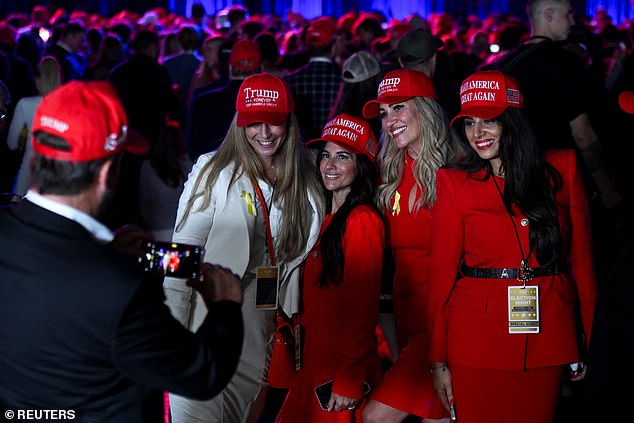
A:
165 73 324 423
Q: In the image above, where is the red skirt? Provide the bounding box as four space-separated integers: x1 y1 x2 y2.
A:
370 332 447 419
450 365 564 423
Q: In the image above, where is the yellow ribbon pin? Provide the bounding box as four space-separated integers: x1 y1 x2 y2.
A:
391 191 401 216
241 190 257 216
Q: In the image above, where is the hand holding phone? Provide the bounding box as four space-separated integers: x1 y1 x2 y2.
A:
188 263 243 306
314 380 370 412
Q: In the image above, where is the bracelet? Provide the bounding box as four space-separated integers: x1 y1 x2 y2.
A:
430 363 448 373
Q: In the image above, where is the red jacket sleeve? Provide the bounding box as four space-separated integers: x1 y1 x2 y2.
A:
332 206 384 398
561 151 597 347
428 169 465 363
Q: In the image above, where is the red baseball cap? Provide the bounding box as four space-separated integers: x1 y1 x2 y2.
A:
618 91 634 114
362 69 437 119
229 39 262 72
307 113 378 162
32 81 148 162
387 20 411 40
306 17 336 47
451 70 523 125
236 73 294 127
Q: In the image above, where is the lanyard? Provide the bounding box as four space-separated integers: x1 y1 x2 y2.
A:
492 176 533 285
250 177 276 267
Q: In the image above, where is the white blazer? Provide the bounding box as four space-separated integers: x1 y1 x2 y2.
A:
7 96 43 196
164 152 322 331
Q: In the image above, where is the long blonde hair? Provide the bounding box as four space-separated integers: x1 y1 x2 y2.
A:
36 56 62 96
176 113 323 261
376 96 460 212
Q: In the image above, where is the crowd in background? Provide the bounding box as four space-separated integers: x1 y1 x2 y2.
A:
1 4 633 199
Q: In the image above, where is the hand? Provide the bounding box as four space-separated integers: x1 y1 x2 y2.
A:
187 263 242 306
327 392 359 413
600 187 623 209
432 363 455 411
110 225 152 257
569 362 587 382
0 193 21 206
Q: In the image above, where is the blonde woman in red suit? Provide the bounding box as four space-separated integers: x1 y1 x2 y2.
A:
361 69 461 423
429 70 598 423
276 114 384 422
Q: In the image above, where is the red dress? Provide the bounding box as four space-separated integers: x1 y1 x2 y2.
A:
276 205 384 423
428 150 597 422
369 155 447 418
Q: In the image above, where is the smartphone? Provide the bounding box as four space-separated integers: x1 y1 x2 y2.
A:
314 380 334 410
314 380 371 411
138 241 204 279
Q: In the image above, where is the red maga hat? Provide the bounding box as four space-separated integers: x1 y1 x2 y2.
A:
362 69 436 119
229 39 262 72
236 73 294 127
451 70 523 125
306 17 336 47
307 113 378 162
618 91 634 114
32 81 148 162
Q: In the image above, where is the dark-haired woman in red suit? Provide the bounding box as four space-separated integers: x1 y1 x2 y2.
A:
276 114 384 423
429 71 597 423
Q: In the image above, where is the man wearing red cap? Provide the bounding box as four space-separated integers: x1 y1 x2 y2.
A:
285 17 342 141
0 81 244 422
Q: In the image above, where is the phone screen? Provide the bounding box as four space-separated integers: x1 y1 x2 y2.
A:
314 380 333 410
314 380 371 410
138 241 204 279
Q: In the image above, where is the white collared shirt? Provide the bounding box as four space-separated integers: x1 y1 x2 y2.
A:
25 190 114 243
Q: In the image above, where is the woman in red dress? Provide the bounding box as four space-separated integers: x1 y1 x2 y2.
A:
276 114 384 422
361 69 461 422
429 71 597 422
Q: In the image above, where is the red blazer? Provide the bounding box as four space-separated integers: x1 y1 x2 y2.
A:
277 206 384 422
428 149 597 370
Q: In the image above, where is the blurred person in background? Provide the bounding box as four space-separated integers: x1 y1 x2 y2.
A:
7 55 62 196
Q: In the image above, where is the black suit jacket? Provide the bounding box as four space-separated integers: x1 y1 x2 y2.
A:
109 54 179 148
45 43 84 83
0 200 243 422
185 79 242 160
586 237 634 420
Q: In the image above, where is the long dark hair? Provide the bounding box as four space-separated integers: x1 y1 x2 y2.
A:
150 122 188 188
450 108 563 266
315 148 379 286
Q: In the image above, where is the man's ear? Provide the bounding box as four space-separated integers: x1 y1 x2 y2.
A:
544 7 554 23
96 159 113 197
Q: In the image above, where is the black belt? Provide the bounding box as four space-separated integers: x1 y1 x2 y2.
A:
460 263 566 281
